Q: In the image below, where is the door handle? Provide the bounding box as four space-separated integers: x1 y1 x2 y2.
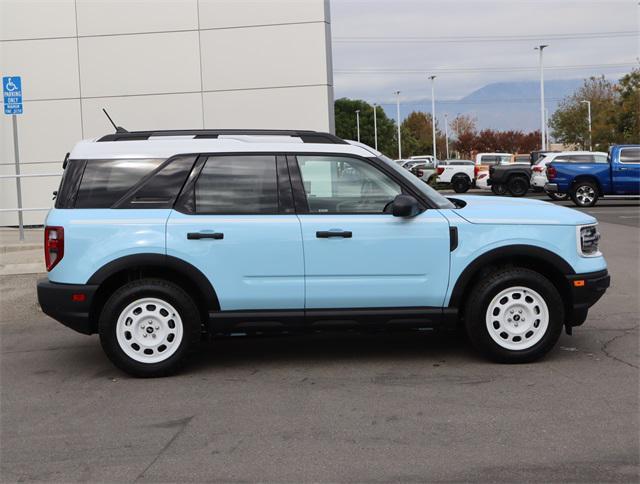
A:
316 230 352 238
187 232 224 240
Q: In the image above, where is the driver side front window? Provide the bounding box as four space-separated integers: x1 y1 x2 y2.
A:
297 155 401 213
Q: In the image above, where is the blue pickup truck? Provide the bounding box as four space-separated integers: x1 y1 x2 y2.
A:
545 145 640 207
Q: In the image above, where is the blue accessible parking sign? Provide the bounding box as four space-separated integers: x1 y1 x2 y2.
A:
3 76 23 115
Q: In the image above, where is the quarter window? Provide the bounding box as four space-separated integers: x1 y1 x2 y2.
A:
194 155 278 213
297 155 401 213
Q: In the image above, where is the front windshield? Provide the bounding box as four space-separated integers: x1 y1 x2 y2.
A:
376 155 455 209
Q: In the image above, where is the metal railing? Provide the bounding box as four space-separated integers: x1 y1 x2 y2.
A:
1 168 61 240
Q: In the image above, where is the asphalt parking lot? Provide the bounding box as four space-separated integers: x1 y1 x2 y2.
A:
1 192 638 483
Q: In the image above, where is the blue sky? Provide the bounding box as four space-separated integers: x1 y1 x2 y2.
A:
330 0 639 129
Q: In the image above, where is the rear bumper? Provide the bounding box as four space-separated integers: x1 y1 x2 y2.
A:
37 279 98 335
545 183 559 193
565 269 610 327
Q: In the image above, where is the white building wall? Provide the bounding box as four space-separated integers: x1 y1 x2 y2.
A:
0 0 334 226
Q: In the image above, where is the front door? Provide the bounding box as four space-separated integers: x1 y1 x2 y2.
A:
166 154 304 311
612 147 640 194
292 154 451 310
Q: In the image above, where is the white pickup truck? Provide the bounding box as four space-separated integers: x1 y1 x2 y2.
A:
436 159 476 193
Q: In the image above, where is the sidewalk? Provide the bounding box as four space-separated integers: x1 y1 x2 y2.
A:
0 228 45 275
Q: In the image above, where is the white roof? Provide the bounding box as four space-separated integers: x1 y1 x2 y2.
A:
70 136 374 160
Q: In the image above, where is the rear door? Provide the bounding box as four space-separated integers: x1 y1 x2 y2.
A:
612 147 640 194
166 154 304 311
291 154 450 310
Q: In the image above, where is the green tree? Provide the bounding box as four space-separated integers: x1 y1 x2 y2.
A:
334 98 398 157
616 69 640 143
401 111 446 157
549 76 619 150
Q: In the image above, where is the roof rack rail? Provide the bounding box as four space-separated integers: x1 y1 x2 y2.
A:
96 129 347 144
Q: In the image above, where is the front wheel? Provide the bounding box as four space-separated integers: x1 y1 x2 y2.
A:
507 176 529 197
547 192 569 201
464 268 564 363
99 278 201 377
452 176 471 193
571 181 599 207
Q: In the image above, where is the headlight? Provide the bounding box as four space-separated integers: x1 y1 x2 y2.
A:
577 224 601 257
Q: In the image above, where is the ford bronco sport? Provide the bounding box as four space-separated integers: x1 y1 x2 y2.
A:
37 129 610 377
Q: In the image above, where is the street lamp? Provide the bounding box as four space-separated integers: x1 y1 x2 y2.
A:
581 100 592 151
355 109 361 142
535 45 548 151
429 75 437 160
444 113 450 159
395 91 402 159
373 103 378 150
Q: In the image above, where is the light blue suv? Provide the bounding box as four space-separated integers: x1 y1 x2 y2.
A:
37 130 610 377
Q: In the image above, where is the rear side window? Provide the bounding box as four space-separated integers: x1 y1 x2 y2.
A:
194 155 278 213
55 159 85 209
620 148 640 164
75 159 163 208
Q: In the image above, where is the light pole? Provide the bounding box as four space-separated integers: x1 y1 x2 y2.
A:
444 113 450 159
581 100 592 150
429 75 437 160
545 108 550 149
535 45 548 150
355 109 360 142
373 103 378 150
395 91 402 159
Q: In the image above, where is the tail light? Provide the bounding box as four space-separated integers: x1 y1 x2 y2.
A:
416 169 424 178
437 167 445 175
45 226 64 271
546 165 557 180
532 166 543 172
474 165 480 177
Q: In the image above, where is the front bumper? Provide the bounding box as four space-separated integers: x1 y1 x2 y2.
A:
37 279 98 335
565 269 610 327
545 183 559 193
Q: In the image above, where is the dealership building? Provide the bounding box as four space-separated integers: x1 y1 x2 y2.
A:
0 0 334 226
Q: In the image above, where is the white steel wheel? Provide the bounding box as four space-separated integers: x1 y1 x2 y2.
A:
116 297 184 364
575 185 596 205
485 286 549 351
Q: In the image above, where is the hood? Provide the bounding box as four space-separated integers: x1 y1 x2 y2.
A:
449 195 597 226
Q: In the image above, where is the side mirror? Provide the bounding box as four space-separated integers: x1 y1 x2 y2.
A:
392 194 420 217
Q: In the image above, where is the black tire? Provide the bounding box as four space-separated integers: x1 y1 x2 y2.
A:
491 183 507 195
99 278 201 377
507 176 529 197
546 191 569 201
571 181 599 207
452 176 471 193
464 267 564 363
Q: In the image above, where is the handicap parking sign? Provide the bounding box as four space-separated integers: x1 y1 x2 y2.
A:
3 76 23 115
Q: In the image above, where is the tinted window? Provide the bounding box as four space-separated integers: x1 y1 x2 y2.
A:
55 159 86 209
118 155 196 208
298 155 401 213
75 159 163 208
620 148 640 164
195 155 278 213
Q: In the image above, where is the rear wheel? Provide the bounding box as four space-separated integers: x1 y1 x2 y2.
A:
452 175 471 193
507 176 529 197
491 183 507 195
571 181 599 207
99 278 201 377
464 268 564 363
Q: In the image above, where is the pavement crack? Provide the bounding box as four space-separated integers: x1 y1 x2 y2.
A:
601 329 639 370
135 415 194 481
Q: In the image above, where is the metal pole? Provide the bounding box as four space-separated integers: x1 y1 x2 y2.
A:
373 103 378 150
395 91 402 159
537 45 548 151
12 114 24 241
429 75 437 160
545 108 550 149
444 113 450 159
355 109 360 142
581 100 592 150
